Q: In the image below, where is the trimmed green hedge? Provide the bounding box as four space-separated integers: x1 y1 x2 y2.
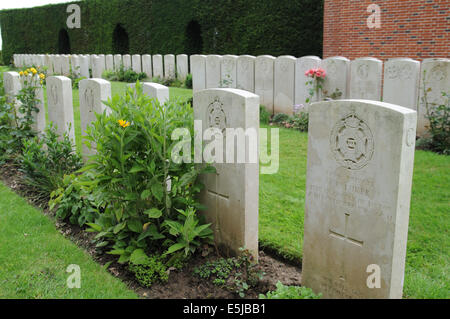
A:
0 0 323 64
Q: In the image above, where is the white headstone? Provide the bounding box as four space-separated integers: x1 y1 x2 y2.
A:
349 58 383 101
190 55 206 92
79 55 90 78
303 99 417 299
92 56 104 79
194 88 260 259
122 54 132 70
53 55 62 75
206 55 222 89
61 55 71 77
152 54 164 79
132 54 142 73
274 55 296 115
383 58 420 111
417 58 450 136
237 55 255 92
45 55 54 75
221 55 238 88
164 54 176 80
79 78 112 157
176 54 189 81
46 76 76 143
106 54 114 71
114 54 122 71
295 56 322 105
142 54 152 78
321 56 350 100
129 82 169 104
255 55 275 114
3 72 21 104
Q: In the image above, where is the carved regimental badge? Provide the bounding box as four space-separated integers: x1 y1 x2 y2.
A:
207 97 227 134
330 113 374 170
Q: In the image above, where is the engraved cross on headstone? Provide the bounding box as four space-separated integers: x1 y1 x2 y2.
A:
329 212 364 281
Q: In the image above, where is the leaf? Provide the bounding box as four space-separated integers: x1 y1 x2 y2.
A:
128 219 143 233
144 208 162 219
151 181 164 202
86 223 102 232
129 249 148 265
129 164 145 173
113 222 126 234
165 243 186 255
107 249 125 255
140 189 151 200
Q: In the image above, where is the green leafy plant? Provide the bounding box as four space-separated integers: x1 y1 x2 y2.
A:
259 281 322 299
419 72 449 154
49 173 99 226
0 72 42 163
19 124 82 202
272 113 289 124
128 250 168 288
103 65 146 83
288 112 309 132
81 82 214 263
193 248 264 298
184 74 193 89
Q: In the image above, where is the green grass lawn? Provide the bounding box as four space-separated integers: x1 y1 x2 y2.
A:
1 66 449 298
0 182 138 298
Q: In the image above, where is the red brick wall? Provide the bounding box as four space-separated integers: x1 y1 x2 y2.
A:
323 0 450 61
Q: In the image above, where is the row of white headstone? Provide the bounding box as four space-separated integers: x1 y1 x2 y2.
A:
12 54 449 136
2 71 169 156
12 53 190 82
190 55 449 137
3 68 418 298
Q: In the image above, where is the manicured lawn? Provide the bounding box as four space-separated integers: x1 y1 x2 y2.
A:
0 182 138 298
1 66 448 298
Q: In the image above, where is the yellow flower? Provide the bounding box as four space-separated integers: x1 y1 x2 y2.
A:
24 71 29 76
118 119 130 128
19 71 24 76
40 80 43 85
31 69 37 75
39 73 45 80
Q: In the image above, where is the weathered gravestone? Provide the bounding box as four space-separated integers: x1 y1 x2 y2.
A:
142 54 152 78
79 55 90 79
47 76 76 143
45 55 54 75
92 56 104 79
383 58 420 111
295 56 322 105
350 58 383 101
53 55 62 75
302 99 417 299
128 82 169 105
79 79 112 157
71 55 80 77
237 55 256 92
194 88 260 259
114 54 122 71
153 54 164 79
206 55 222 89
417 58 450 137
164 54 176 80
190 55 206 92
132 54 142 73
106 54 114 71
176 54 188 81
122 54 132 71
274 55 296 115
321 56 350 100
3 72 21 104
221 55 238 88
255 55 275 114
61 55 71 76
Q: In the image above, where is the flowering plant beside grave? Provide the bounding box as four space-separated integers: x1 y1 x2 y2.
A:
305 67 326 103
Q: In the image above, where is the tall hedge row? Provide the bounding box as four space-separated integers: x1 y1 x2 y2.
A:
0 0 323 65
